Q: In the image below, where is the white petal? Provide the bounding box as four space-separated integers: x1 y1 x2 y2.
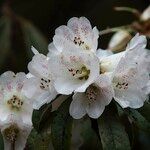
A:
96 49 113 60
126 33 147 51
47 42 61 57
53 25 75 52
69 93 86 119
14 72 27 91
0 71 15 91
28 53 49 79
114 89 147 108
94 75 114 105
86 98 105 119
0 105 10 122
22 77 40 99
75 53 100 92
100 52 124 74
33 86 57 109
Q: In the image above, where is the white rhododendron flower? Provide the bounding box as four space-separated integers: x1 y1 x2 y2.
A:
0 115 32 150
23 47 57 109
111 34 150 108
53 17 99 53
0 71 33 124
49 50 100 95
69 75 114 119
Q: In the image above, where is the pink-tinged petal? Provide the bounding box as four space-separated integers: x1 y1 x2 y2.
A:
0 71 15 91
95 75 114 105
69 93 86 119
126 33 147 51
86 99 105 119
28 53 49 79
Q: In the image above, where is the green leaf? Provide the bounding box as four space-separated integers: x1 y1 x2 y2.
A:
138 103 150 122
98 105 131 150
125 108 150 132
20 18 48 57
51 96 73 150
32 103 52 132
0 131 4 150
0 16 11 69
26 128 54 150
79 118 101 150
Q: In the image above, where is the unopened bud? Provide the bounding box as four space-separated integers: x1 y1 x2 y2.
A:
108 30 132 52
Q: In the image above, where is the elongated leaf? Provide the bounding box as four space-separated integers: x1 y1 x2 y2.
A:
21 18 48 57
98 105 131 150
79 118 101 150
0 131 4 150
138 103 150 122
32 103 52 132
125 108 150 132
0 16 11 69
26 128 53 150
51 96 73 150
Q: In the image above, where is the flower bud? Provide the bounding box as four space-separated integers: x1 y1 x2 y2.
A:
141 6 150 21
108 30 132 52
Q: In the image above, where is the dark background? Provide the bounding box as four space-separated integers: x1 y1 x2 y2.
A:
0 0 149 73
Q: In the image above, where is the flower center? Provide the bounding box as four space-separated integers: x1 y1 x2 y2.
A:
7 95 24 111
68 65 90 80
113 76 129 91
73 36 90 50
3 124 19 144
85 85 98 103
40 78 51 90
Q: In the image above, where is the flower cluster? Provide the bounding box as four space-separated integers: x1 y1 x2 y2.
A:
0 17 150 149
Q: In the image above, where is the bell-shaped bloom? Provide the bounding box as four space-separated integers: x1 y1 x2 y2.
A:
0 71 33 124
111 34 150 108
48 50 100 95
22 48 57 109
69 75 114 119
0 115 32 150
53 17 99 53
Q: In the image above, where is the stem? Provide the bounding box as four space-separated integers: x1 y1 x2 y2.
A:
99 25 131 35
114 7 141 18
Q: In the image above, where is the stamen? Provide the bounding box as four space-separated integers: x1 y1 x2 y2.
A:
3 124 19 144
7 95 24 110
85 85 98 104
40 78 51 90
73 36 90 50
68 66 90 80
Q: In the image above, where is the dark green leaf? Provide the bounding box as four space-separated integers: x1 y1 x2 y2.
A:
51 96 73 150
98 106 131 150
26 128 53 150
138 103 150 122
79 118 101 150
32 103 52 132
125 108 150 132
0 131 4 150
21 18 48 57
0 16 11 69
